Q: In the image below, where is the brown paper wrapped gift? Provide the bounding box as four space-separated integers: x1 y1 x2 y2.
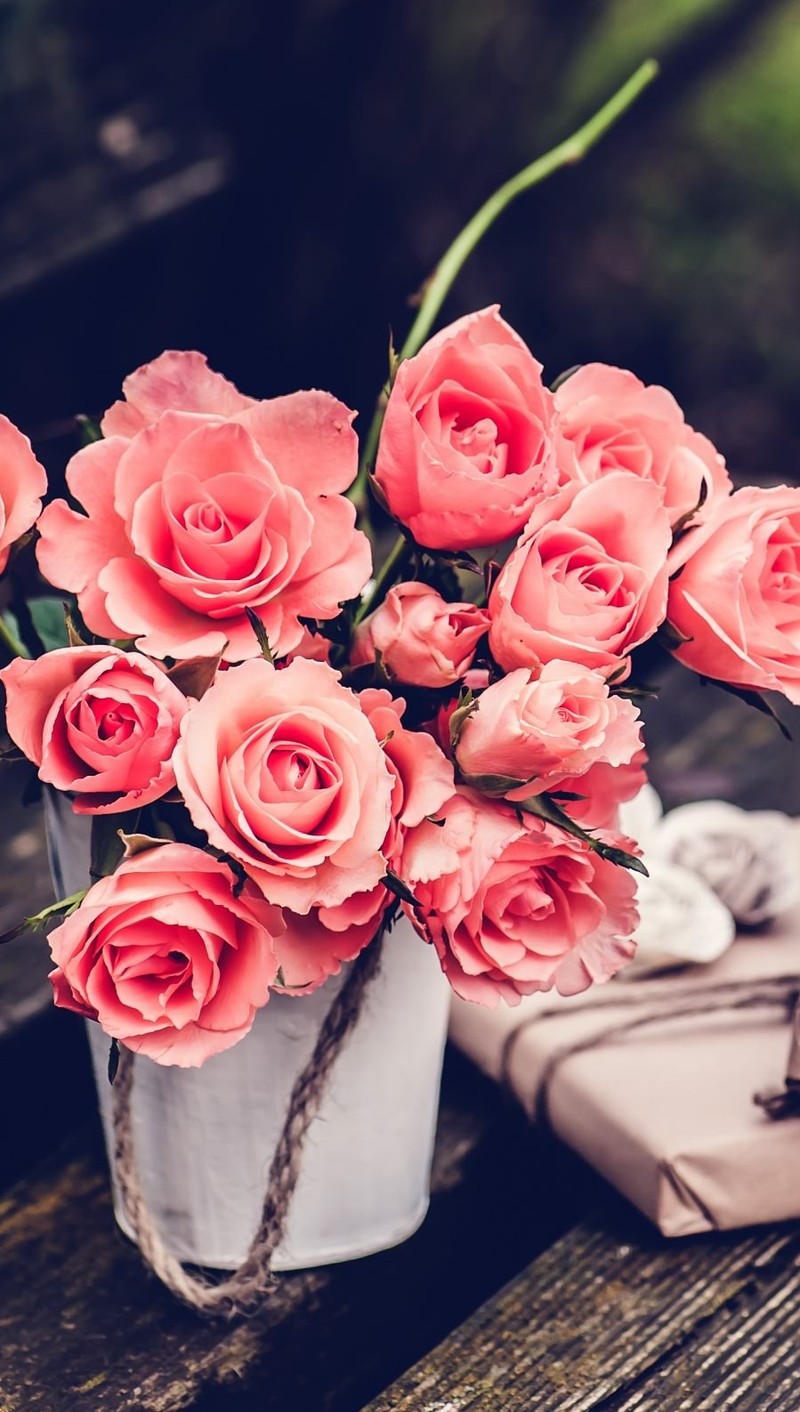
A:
449 911 800 1236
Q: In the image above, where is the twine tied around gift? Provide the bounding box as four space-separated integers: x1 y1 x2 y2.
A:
110 929 384 1321
499 974 800 1129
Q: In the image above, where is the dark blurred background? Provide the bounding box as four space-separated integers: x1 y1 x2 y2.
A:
1 0 799 493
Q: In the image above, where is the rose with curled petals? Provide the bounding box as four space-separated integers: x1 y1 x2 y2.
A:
36 353 371 662
48 843 284 1067
488 473 671 679
403 789 639 1007
173 657 394 913
555 363 731 525
1 646 188 813
668 484 800 704
373 306 572 550
455 662 643 800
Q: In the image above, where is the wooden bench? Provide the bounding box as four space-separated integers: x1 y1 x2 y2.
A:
2 1034 800 1411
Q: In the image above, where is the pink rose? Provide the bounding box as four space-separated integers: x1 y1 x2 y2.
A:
277 688 455 991
455 662 642 798
173 657 394 913
48 843 284 1067
373 306 569 550
0 415 47 574
403 789 638 1006
668 485 800 703
555 364 731 524
0 646 189 813
36 354 371 662
489 473 671 678
352 582 489 688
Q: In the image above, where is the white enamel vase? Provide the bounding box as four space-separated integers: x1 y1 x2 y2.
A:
44 789 451 1271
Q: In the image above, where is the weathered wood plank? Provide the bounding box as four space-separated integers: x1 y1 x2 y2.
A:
0 1051 592 1411
364 1206 800 1411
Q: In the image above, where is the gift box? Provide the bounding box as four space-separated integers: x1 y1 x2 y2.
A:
449 906 800 1236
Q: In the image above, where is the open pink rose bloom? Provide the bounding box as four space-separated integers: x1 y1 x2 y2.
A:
2 323 797 1067
36 353 372 662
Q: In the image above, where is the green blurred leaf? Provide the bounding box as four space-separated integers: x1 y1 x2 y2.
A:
29 597 70 653
0 610 31 659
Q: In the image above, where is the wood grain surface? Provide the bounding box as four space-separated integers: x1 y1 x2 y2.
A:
365 1209 800 1411
0 1053 596 1412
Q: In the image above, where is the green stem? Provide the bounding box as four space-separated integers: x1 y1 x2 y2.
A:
400 59 658 361
350 58 658 516
357 394 391 517
352 532 412 627
0 613 29 659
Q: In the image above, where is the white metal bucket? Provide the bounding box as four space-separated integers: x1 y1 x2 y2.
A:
44 789 450 1271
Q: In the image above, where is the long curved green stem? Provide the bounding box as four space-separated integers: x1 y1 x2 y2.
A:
400 59 658 363
351 58 659 517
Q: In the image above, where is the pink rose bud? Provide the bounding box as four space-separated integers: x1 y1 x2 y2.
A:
667 485 800 704
489 473 672 680
351 582 489 688
402 789 639 1007
48 843 284 1067
0 646 189 813
0 414 47 574
36 353 372 662
173 657 395 914
374 306 572 550
555 363 731 526
455 662 643 799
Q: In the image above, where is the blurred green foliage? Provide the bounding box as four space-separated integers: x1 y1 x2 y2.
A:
567 0 736 108
692 2 800 198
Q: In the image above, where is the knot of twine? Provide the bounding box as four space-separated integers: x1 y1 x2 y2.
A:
499 974 800 1129
110 931 384 1320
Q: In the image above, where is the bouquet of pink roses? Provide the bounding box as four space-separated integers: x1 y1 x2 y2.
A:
3 309 797 1067
1 60 798 1079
